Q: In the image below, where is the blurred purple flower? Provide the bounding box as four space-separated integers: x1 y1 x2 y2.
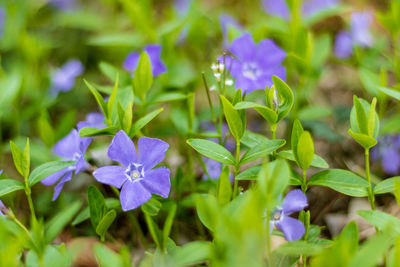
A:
50 59 84 96
202 158 222 180
372 134 400 175
0 7 5 38
0 200 6 216
223 33 286 93
334 11 373 59
262 0 338 20
41 129 91 201
77 113 106 130
219 14 242 48
123 45 167 77
270 189 308 241
93 130 170 211
174 0 191 17
48 0 76 10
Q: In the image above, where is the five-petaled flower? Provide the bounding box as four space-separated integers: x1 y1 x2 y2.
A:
223 33 286 93
41 129 91 201
93 130 171 211
270 189 308 241
77 112 106 130
50 59 84 96
123 44 167 77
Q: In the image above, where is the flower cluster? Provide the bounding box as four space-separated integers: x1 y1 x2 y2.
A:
93 130 171 211
50 59 84 96
334 12 373 59
270 189 308 241
124 45 167 77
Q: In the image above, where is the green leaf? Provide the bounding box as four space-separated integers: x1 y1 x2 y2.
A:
171 241 211 266
296 131 314 171
84 80 108 118
72 198 120 226
145 214 161 248
240 130 270 148
10 139 30 179
187 139 235 165
195 194 219 231
94 244 124 267
272 76 294 121
275 241 323 256
150 92 187 104
277 150 329 169
96 210 117 241
379 86 400 101
134 51 153 101
141 198 162 216
308 169 369 197
240 139 286 165
234 101 277 124
236 165 262 180
217 166 232 205
367 97 377 137
79 126 118 137
107 74 119 121
350 97 379 138
348 129 377 149
357 210 400 233
45 201 82 244
291 120 304 165
0 179 24 197
374 177 400 194
162 203 177 250
88 186 107 229
28 161 75 187
129 108 163 137
220 95 244 141
353 95 368 134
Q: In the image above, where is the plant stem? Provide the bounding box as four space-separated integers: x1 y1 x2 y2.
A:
301 169 307 193
24 183 37 222
265 209 272 264
271 124 277 160
365 149 376 210
233 139 241 198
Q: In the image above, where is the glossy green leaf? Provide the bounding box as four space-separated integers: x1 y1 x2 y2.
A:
272 76 294 121
84 80 108 118
187 139 235 165
296 131 314 171
217 166 232 205
234 101 277 124
291 120 304 165
134 51 153 101
379 87 400 101
88 186 107 229
277 150 329 169
240 130 270 148
10 139 30 179
129 108 163 137
350 97 379 138
79 126 118 137
28 161 75 187
308 169 369 197
96 210 117 241
141 198 162 216
374 176 400 194
0 179 24 197
240 139 285 165
220 95 244 141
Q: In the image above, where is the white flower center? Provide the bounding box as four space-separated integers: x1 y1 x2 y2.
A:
242 62 262 81
125 163 144 181
131 170 141 179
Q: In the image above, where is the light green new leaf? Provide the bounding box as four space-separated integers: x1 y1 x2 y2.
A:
353 95 368 135
84 80 108 118
379 87 400 101
240 139 285 165
79 126 118 137
217 166 232 205
10 139 30 179
277 150 329 169
291 120 304 165
308 169 369 197
96 210 117 241
107 74 119 120
374 176 400 194
28 161 75 187
367 97 377 137
187 139 235 165
272 76 294 121
296 131 314 171
220 95 244 141
129 108 163 137
0 179 25 197
234 101 277 124
134 51 153 101
348 129 377 149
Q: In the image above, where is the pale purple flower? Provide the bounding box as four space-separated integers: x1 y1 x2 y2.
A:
123 45 167 77
77 113 106 130
223 33 286 93
219 14 242 48
41 129 91 200
262 0 338 20
372 135 400 175
270 189 308 241
174 0 191 17
50 59 84 96
0 7 5 38
48 0 76 10
334 11 373 59
93 130 170 211
0 200 6 216
202 158 222 180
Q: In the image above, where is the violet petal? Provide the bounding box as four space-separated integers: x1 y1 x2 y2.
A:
282 189 308 215
52 171 73 201
93 166 128 189
276 216 305 241
137 137 169 170
108 130 137 167
120 180 152 211
141 166 171 198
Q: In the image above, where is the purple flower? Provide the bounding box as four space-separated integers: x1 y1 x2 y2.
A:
219 14 242 48
202 158 222 180
50 59 84 96
41 129 91 201
262 0 338 20
0 200 6 216
48 0 76 10
77 113 106 130
372 134 400 175
174 0 191 17
123 45 167 77
223 33 286 93
270 189 308 241
334 11 373 59
93 130 170 211
0 7 5 38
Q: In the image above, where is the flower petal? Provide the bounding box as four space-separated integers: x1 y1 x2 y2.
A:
108 130 137 167
41 167 70 186
382 148 400 175
282 189 308 215
52 171 73 201
229 33 255 62
262 0 289 20
276 216 305 241
144 44 167 76
120 180 152 211
138 137 169 170
141 166 170 198
334 31 353 59
123 52 140 73
93 166 127 189
256 39 286 67
53 129 81 159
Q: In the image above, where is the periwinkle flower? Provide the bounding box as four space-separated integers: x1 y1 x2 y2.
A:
93 130 170 211
123 45 167 77
41 129 91 200
334 11 373 59
0 200 6 216
50 59 84 96
270 189 308 241
262 0 338 20
77 113 106 130
202 158 222 180
223 33 286 93
372 134 400 175
0 7 5 38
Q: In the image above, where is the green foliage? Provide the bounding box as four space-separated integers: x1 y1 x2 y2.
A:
220 95 245 141
28 161 75 187
0 179 25 197
10 139 30 179
134 52 153 102
187 139 235 165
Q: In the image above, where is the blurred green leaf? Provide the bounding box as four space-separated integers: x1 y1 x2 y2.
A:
129 108 163 137
10 139 30 179
134 51 153 102
275 241 323 256
141 198 162 216
234 101 277 125
84 80 108 119
374 176 400 194
28 161 75 187
379 87 400 101
94 244 124 267
96 210 117 242
88 186 107 229
236 165 262 180
277 150 329 169
217 166 232 205
240 139 285 165
221 95 245 141
0 179 24 197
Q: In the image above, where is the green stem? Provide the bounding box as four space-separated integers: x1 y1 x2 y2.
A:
271 124 277 160
24 180 37 222
202 73 221 143
365 149 376 210
266 209 272 264
233 139 241 198
301 169 307 193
